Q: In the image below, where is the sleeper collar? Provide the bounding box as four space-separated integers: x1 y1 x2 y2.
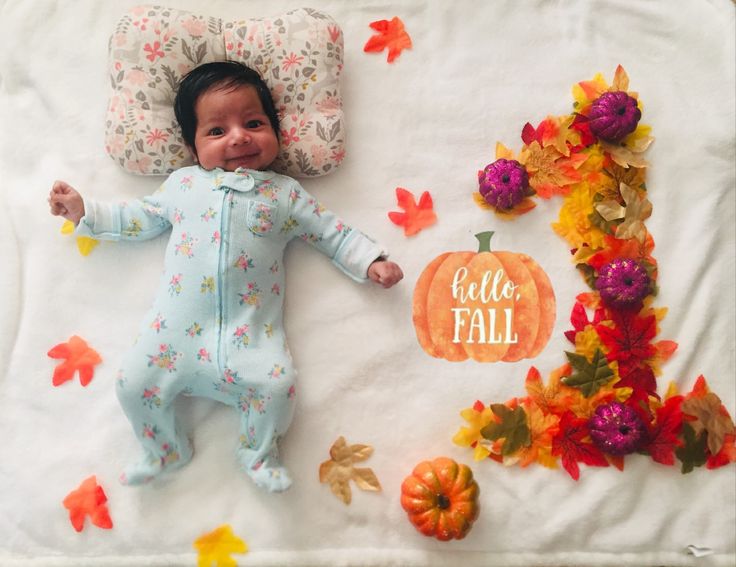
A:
197 166 275 192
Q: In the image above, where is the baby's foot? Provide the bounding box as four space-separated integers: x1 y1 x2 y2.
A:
247 463 293 493
120 457 163 486
120 442 193 486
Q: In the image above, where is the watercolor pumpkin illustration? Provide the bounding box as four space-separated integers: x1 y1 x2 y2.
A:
412 231 555 362
400 457 480 541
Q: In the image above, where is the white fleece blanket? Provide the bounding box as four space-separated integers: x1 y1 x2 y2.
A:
0 1 734 566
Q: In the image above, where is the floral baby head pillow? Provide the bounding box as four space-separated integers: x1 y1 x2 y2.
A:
106 5 345 178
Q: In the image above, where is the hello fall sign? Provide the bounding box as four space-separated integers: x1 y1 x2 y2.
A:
412 232 555 362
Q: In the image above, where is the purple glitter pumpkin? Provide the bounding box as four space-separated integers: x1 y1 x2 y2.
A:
587 91 641 143
596 258 650 308
588 402 647 455
479 159 530 210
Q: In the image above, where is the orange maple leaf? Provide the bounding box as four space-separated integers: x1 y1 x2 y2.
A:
388 187 437 236
525 366 573 416
63 476 113 532
363 17 412 63
47 335 102 387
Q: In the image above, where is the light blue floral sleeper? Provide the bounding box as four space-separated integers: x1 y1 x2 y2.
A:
76 166 386 492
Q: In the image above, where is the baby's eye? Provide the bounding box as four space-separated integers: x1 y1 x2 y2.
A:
245 120 264 129
208 127 224 136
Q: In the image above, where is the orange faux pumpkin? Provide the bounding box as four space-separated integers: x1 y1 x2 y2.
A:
400 457 480 541
412 231 555 362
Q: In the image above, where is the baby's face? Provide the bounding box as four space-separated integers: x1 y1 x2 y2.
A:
192 84 279 172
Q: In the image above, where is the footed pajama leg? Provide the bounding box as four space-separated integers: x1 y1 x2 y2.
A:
115 346 195 485
229 365 296 492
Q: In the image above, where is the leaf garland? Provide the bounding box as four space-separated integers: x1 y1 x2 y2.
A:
455 66 736 478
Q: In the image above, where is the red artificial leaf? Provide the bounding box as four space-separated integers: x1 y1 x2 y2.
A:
646 394 684 465
596 310 657 368
388 187 437 236
569 113 596 150
616 365 658 400
587 234 657 272
607 454 625 471
363 17 412 63
707 433 736 469
521 122 539 146
520 116 574 157
47 335 103 387
654 340 678 364
565 301 608 343
552 411 609 480
684 375 709 399
63 476 113 532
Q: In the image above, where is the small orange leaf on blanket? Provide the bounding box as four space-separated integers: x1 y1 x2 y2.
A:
388 188 437 236
63 476 113 532
319 436 382 505
363 17 412 63
47 335 102 387
193 524 248 567
61 220 99 256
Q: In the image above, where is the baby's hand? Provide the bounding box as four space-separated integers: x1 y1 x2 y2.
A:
49 180 85 224
367 259 404 289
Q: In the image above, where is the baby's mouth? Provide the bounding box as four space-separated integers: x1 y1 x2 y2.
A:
230 150 260 160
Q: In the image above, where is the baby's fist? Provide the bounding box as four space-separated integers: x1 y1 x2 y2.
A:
367 259 403 289
49 180 85 224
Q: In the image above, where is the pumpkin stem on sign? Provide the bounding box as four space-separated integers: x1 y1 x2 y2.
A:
475 231 495 253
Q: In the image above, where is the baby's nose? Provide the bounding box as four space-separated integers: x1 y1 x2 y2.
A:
230 128 251 145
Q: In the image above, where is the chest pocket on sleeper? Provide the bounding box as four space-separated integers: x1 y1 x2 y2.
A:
247 200 277 236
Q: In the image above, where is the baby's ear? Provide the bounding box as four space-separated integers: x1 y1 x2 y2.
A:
185 144 198 163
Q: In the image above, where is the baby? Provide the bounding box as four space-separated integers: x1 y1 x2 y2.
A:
49 61 403 492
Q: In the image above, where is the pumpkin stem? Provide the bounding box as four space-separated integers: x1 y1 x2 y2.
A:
437 494 451 510
475 231 495 253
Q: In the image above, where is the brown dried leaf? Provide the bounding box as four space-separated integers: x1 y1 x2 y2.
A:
681 393 736 455
319 437 382 505
350 444 374 462
351 467 382 492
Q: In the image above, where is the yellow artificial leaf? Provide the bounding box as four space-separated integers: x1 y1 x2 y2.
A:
611 64 630 92
60 220 75 235
453 403 496 461
61 220 99 257
571 245 596 265
473 192 537 218
552 182 607 249
193 524 247 567
520 141 582 198
495 142 515 160
574 326 606 362
573 72 607 109
472 192 495 211
600 127 654 169
319 436 382 505
664 381 680 401
525 367 572 417
515 399 560 468
541 115 576 157
76 237 99 256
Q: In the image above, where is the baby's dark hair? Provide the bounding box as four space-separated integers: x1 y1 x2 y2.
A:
174 61 280 153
